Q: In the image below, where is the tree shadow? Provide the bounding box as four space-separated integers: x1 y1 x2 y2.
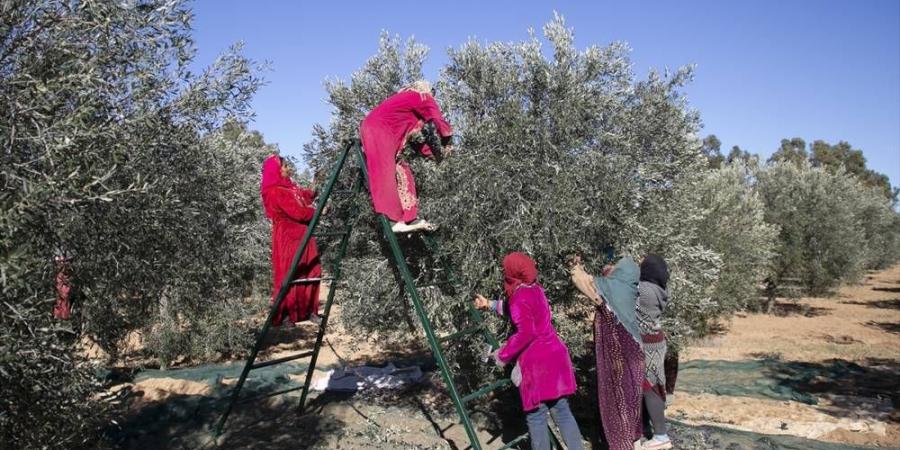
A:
769 301 832 318
866 321 900 335
105 388 343 450
666 419 877 450
873 287 900 293
770 358 899 423
840 299 900 310
680 358 899 422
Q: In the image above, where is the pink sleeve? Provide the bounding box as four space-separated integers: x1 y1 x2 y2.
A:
273 189 315 223
414 96 453 137
496 295 536 363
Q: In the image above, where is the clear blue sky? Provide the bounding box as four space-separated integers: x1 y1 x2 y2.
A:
190 0 900 187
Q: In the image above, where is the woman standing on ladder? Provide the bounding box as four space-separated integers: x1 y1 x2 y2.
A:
359 80 453 233
260 155 322 326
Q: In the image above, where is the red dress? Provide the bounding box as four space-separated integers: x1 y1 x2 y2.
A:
359 91 452 222
261 156 322 325
52 256 72 320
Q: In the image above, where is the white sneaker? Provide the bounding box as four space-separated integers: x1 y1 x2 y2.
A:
642 435 673 450
408 219 437 231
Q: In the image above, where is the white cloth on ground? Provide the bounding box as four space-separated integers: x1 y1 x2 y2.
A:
311 363 424 392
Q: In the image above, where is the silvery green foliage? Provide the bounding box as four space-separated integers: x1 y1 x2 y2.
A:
305 16 723 359
633 170 722 350
145 122 273 367
757 161 873 294
689 161 778 315
854 184 900 270
1 1 263 446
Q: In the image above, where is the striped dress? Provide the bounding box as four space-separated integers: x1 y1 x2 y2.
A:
637 281 669 400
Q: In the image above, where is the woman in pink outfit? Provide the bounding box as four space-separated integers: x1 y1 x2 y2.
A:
260 155 322 326
474 252 584 450
359 80 453 233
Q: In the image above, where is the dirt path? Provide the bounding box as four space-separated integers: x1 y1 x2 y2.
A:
676 266 900 447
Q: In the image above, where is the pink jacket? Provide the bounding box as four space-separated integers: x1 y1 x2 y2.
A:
497 285 577 411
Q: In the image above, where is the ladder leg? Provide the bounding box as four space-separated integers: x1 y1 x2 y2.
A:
298 171 364 413
214 141 355 436
376 214 483 450
353 143 482 450
422 208 554 449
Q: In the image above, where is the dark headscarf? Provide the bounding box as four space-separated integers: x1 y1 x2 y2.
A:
502 252 539 299
640 254 669 290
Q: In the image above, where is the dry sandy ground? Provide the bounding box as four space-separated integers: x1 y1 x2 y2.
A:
677 266 900 448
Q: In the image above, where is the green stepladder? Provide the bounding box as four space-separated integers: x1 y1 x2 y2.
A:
214 139 559 450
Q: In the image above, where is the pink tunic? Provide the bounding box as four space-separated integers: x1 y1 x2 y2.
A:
359 91 452 222
497 285 578 411
260 156 321 326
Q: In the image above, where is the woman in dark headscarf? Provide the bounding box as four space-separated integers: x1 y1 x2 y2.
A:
637 255 672 449
570 255 643 450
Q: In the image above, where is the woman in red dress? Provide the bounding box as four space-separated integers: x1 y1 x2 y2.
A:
359 80 453 233
260 155 322 326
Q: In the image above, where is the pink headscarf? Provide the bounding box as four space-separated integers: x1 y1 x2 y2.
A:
261 155 293 197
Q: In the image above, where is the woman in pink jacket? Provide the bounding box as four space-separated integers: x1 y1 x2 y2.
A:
474 252 584 450
359 80 453 233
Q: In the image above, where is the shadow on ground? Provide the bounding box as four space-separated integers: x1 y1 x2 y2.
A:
873 287 900 293
666 420 877 450
678 359 899 421
840 298 900 310
865 321 900 335
101 356 893 449
770 301 833 318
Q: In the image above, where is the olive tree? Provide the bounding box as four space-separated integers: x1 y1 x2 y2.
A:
1 1 265 446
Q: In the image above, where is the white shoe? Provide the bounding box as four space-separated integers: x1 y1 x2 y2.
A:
408 219 437 231
642 435 673 450
391 221 415 233
391 219 436 233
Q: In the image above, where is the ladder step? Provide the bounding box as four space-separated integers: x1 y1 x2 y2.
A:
497 432 530 450
461 379 512 404
290 277 335 285
237 385 307 404
438 325 483 343
250 350 314 370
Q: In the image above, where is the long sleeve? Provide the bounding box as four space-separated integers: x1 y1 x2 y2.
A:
497 296 536 363
414 96 453 137
271 188 315 223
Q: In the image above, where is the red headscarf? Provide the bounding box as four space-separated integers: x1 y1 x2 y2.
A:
502 252 539 299
260 155 293 197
